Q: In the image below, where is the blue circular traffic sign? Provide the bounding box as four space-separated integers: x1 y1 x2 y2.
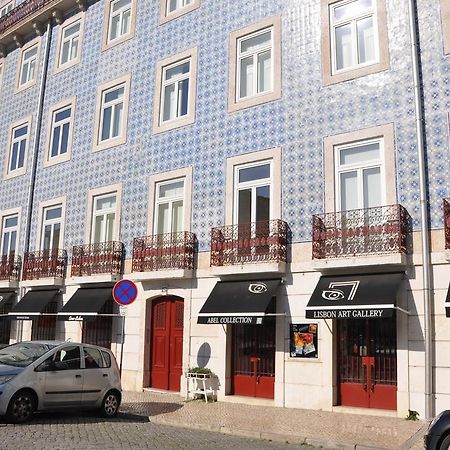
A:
113 279 138 306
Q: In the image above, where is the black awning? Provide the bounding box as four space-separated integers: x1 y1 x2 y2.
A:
306 273 404 320
9 289 59 320
197 279 280 325
0 291 15 306
58 287 114 321
445 284 450 318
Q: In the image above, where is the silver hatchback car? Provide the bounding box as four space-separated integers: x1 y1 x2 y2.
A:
0 341 122 423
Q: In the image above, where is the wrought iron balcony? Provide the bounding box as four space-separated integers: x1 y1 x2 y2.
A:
71 241 124 277
312 204 410 259
22 249 66 280
132 231 196 272
210 219 289 267
0 255 21 281
444 199 450 250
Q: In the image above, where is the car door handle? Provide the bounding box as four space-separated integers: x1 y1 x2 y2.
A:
75 374 82 378
102 374 108 377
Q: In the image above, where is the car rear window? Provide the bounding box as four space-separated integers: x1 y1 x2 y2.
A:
101 350 111 368
83 347 104 369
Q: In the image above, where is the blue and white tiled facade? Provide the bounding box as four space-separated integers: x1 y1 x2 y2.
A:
1 0 450 417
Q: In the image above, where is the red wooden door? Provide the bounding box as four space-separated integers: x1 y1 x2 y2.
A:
232 318 275 399
338 317 397 410
150 297 184 391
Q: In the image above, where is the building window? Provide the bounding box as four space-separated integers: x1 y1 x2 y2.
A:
160 0 199 23
153 48 197 134
41 205 62 251
155 179 184 234
17 42 39 90
167 0 191 14
228 16 281 113
0 1 13 18
234 161 272 225
0 62 3 92
56 15 84 72
5 119 30 178
321 0 389 85
335 139 384 211
1 214 18 257
48 102 74 162
94 75 130 151
91 193 117 243
103 0 136 49
440 0 450 54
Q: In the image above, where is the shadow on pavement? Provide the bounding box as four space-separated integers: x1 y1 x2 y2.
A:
120 401 183 417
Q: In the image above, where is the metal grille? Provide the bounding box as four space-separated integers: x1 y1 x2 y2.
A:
82 300 113 349
0 255 21 281
22 249 66 280
211 220 289 267
0 302 12 345
444 199 450 250
232 318 276 377
175 301 183 329
132 232 195 272
71 241 124 277
31 301 57 341
154 302 165 329
312 204 410 259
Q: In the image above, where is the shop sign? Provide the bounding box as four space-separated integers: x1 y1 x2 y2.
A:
198 316 264 325
290 323 318 358
306 308 389 319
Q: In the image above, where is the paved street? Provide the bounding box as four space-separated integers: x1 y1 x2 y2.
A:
0 410 304 450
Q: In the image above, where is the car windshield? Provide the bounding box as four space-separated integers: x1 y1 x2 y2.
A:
0 343 55 367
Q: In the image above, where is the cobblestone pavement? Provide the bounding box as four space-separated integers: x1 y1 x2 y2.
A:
0 410 305 450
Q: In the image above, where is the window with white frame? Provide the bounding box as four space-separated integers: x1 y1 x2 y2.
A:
41 205 62 251
49 104 73 160
18 44 38 88
166 0 192 15
8 122 29 174
1 214 18 257
330 0 378 73
154 179 184 235
234 161 272 225
58 19 81 68
0 1 13 18
99 83 125 143
237 27 273 101
108 0 132 43
91 193 117 243
0 62 3 90
160 58 191 124
335 139 384 211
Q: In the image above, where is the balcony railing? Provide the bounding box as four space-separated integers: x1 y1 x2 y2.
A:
132 231 196 272
22 249 66 280
444 199 450 250
312 204 410 259
210 219 289 267
0 255 21 281
71 241 124 277
0 0 53 35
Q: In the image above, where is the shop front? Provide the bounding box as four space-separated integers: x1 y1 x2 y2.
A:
198 279 280 399
0 291 15 345
305 272 404 410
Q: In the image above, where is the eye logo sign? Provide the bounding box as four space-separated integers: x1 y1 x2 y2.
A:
248 283 268 294
321 281 360 301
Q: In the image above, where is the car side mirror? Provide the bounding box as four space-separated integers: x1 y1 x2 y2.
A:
35 359 56 372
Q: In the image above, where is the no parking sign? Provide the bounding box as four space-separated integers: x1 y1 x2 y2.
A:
113 279 138 306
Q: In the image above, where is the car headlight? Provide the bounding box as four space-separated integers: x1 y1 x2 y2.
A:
0 375 16 385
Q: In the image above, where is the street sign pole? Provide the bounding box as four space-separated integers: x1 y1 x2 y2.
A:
120 315 125 376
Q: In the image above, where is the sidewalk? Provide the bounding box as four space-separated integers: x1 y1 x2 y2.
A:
121 391 428 450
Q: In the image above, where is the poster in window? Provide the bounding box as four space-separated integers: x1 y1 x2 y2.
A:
290 323 318 358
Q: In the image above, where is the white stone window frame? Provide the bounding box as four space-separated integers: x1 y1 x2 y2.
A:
0 207 21 257
4 116 32 180
15 38 41 93
54 13 85 75
159 0 200 24
85 183 123 244
334 137 386 212
0 59 4 94
0 1 13 18
44 97 76 168
93 74 131 152
147 167 193 235
440 0 450 54
102 0 137 51
35 196 67 251
323 124 397 213
153 48 198 134
233 159 274 224
228 16 281 113
225 147 281 225
321 0 389 86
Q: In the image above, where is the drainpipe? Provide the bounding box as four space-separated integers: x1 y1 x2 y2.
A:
407 0 433 419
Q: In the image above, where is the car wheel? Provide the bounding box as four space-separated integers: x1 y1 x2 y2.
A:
6 390 36 423
100 391 120 418
440 434 450 450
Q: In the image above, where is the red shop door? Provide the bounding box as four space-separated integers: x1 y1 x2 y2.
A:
150 297 184 391
232 318 275 399
338 316 397 410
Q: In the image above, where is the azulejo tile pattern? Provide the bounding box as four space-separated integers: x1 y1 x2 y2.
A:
0 0 448 256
